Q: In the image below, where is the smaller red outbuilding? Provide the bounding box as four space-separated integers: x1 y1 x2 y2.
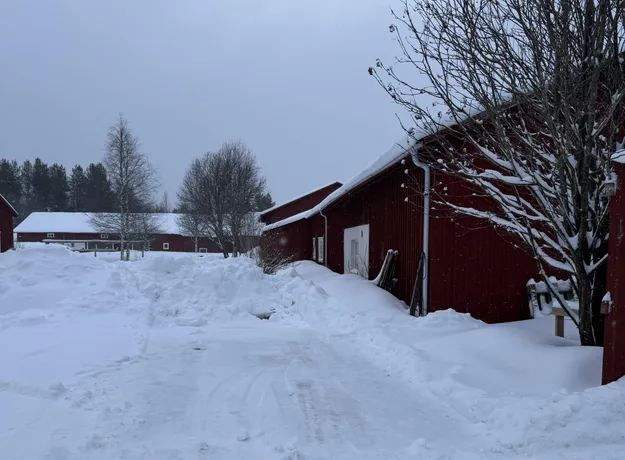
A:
0 194 18 253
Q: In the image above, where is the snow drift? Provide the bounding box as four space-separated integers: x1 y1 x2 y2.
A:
0 246 623 460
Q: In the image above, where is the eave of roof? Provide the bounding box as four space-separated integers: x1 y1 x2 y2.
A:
259 182 342 217
0 194 18 217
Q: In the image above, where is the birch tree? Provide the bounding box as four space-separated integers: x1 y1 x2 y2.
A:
370 0 625 345
91 115 157 261
130 213 164 256
176 210 206 252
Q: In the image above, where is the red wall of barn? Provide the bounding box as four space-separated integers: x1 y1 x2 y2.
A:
262 219 312 262
16 232 227 253
261 182 342 225
428 172 539 323
603 162 625 384
307 161 538 324
17 232 107 243
310 163 426 305
0 206 14 253
152 235 230 253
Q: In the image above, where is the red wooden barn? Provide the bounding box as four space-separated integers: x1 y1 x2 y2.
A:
263 136 539 324
0 194 18 253
602 154 625 384
14 212 231 253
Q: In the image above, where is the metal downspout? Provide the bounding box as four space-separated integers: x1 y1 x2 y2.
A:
320 209 328 267
411 150 430 315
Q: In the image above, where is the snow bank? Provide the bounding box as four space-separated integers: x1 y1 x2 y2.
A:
2 247 623 459
270 261 625 459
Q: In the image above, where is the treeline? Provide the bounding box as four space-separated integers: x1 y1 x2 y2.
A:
0 158 116 220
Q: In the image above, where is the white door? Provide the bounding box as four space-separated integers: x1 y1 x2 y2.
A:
343 224 369 277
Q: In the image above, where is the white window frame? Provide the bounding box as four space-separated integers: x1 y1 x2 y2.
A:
100 234 108 239
312 237 317 260
199 247 208 253
163 242 170 250
47 233 55 238
317 236 324 263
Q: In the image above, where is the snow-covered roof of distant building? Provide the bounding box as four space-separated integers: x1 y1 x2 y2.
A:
14 212 260 236
0 194 18 217
259 182 343 217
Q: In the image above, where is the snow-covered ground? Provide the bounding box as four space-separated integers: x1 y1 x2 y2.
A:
1 245 623 459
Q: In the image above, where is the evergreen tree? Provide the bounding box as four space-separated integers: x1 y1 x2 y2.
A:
20 160 34 215
48 163 69 211
0 159 21 206
69 165 87 211
254 191 275 211
84 163 115 211
31 158 51 211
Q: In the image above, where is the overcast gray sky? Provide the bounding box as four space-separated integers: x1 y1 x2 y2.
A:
0 0 407 206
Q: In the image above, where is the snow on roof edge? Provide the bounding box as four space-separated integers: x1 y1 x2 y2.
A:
262 210 309 232
0 194 18 216
303 134 418 219
259 181 343 216
262 113 486 232
612 149 625 164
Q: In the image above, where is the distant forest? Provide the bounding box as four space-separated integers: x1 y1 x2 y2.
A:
0 158 121 222
0 158 275 224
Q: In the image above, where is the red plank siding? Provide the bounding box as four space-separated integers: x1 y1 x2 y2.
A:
0 203 15 253
16 232 228 253
603 162 625 384
262 158 538 324
262 219 312 262
428 171 539 323
312 163 425 305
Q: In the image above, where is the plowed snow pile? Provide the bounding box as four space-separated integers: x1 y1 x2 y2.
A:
0 245 623 460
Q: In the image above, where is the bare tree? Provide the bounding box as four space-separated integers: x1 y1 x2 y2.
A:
90 115 158 261
156 191 170 213
176 210 206 252
177 155 231 257
223 141 267 257
239 212 263 254
130 213 164 257
257 229 294 274
370 0 625 345
177 141 268 258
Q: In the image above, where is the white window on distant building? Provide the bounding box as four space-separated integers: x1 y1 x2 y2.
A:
199 248 208 253
317 236 324 263
163 242 170 250
100 234 108 239
312 237 317 260
47 233 55 238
